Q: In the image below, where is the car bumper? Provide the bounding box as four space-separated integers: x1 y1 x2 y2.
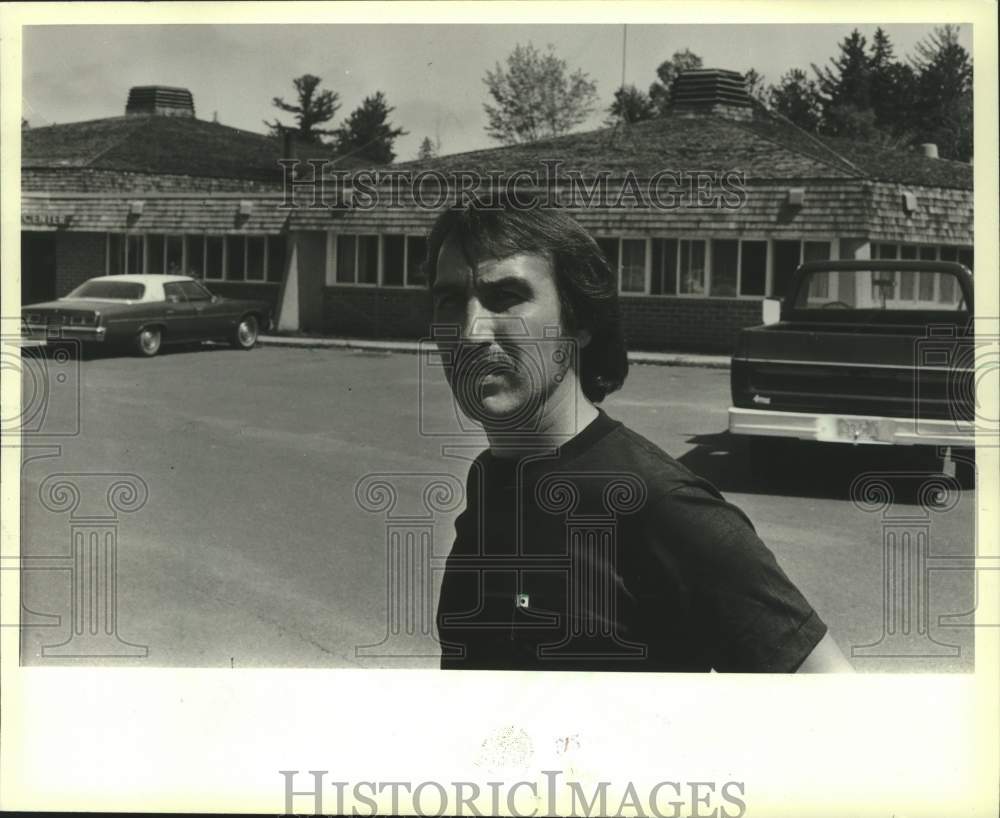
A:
22 324 107 343
728 407 975 448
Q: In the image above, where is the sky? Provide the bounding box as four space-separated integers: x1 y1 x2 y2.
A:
22 22 973 161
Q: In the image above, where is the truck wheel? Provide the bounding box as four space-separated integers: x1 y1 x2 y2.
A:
135 327 162 357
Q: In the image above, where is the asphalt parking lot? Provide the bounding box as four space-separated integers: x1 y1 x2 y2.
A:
18 344 976 671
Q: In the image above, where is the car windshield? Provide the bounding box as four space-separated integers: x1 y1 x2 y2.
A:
66 280 145 300
793 269 967 311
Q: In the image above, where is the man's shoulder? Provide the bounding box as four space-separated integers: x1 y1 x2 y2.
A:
557 414 720 503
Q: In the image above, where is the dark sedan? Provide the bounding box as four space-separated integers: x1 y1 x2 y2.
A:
21 275 273 357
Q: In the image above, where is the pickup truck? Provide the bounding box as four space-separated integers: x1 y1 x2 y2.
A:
729 259 975 484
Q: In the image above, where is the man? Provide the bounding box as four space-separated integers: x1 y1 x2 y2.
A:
429 201 852 673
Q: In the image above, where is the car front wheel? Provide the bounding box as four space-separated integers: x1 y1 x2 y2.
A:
135 327 162 357
231 315 258 349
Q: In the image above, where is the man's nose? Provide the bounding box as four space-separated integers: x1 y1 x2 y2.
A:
460 298 499 343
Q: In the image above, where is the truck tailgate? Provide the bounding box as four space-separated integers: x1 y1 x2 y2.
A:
731 322 972 420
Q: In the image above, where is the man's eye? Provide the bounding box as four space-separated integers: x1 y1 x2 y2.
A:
493 290 524 309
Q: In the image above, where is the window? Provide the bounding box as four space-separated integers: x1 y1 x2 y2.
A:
336 235 356 283
334 234 378 285
772 241 801 299
383 235 406 286
68 280 144 300
740 241 767 296
329 233 427 287
678 240 706 295
710 240 738 297
127 236 143 275
146 235 164 274
166 235 184 275
620 239 647 294
206 237 225 280
163 282 186 302
797 269 965 312
246 236 266 281
805 242 832 298
178 280 213 301
651 239 677 295
105 233 285 283
186 235 205 279
406 236 428 286
107 235 125 275
358 236 379 284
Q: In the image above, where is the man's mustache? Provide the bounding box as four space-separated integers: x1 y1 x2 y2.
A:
449 344 520 373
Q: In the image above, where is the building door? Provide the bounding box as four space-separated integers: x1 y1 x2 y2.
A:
21 232 58 305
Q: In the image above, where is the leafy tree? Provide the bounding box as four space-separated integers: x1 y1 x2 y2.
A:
911 24 972 160
606 84 656 125
483 43 599 144
768 69 823 132
417 136 440 160
648 48 703 114
265 74 340 144
334 91 408 164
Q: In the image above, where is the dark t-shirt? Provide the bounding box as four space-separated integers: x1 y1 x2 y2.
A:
436 409 826 672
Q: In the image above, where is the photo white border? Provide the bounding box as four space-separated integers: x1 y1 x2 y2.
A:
1 2 997 815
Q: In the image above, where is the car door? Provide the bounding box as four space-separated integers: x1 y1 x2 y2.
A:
162 281 200 340
178 279 231 339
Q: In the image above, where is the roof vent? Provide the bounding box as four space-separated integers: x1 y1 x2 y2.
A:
126 86 195 118
669 69 753 121
920 143 939 159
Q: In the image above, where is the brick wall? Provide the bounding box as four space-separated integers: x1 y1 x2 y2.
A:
323 287 432 339
54 231 106 295
620 297 762 353
321 286 760 352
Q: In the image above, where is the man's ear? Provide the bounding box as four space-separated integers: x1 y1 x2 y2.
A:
575 328 592 349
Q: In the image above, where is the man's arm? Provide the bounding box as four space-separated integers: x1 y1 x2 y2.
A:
795 632 854 673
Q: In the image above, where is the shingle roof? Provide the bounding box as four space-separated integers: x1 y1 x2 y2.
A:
810 135 973 190
21 115 363 181
390 109 972 191
392 114 858 181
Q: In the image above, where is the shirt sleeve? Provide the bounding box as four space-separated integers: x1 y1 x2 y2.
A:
648 483 828 672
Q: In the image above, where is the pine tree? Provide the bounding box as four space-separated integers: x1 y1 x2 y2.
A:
416 136 439 160
334 92 408 164
768 69 823 132
265 74 340 144
812 29 873 136
868 28 917 140
911 24 972 160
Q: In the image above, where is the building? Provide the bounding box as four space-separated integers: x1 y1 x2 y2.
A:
20 85 350 315
22 72 973 352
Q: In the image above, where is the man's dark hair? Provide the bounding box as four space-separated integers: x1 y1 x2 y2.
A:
423 202 628 403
